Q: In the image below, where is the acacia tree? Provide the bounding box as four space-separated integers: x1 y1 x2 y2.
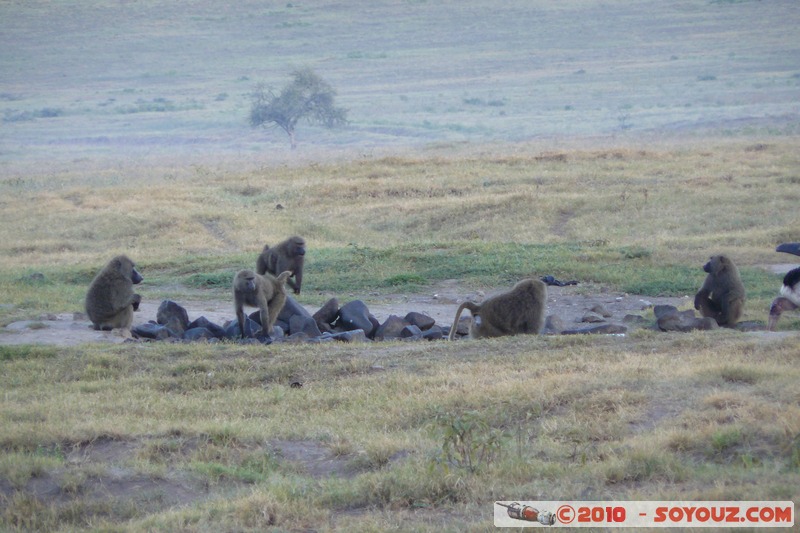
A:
249 67 348 149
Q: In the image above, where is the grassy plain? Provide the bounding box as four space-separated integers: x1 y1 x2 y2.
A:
2 0 800 531
1 142 800 531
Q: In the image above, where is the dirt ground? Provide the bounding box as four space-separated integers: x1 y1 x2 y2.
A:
0 281 692 346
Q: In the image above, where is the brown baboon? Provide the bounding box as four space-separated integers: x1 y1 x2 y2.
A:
448 279 547 340
693 255 745 327
256 236 305 295
85 255 143 332
233 269 291 337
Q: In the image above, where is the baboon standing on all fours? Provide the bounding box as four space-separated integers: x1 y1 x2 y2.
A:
233 269 291 338
256 236 305 295
448 278 547 340
694 254 745 328
85 255 143 332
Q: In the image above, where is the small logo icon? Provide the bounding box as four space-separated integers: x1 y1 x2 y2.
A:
496 502 556 525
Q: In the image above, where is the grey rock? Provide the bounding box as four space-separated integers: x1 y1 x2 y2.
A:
589 304 613 318
337 300 374 334
132 322 174 340
187 316 226 339
182 327 217 341
277 295 313 323
157 300 190 335
400 324 423 340
561 324 628 335
653 304 679 320
581 311 606 323
289 315 322 337
225 317 261 339
374 314 408 341
404 311 435 331
422 325 444 341
325 329 369 343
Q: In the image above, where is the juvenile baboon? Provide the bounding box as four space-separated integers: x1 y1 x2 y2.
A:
693 254 745 327
256 236 305 295
233 269 291 337
448 279 547 340
85 255 143 332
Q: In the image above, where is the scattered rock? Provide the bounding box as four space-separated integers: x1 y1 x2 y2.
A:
337 300 375 335
289 315 322 337
374 315 408 341
225 317 261 339
187 316 227 339
324 329 368 343
544 315 565 334
653 304 679 320
157 300 190 335
581 311 607 323
404 311 435 331
623 314 650 327
182 327 217 342
656 307 719 332
735 320 764 332
422 325 444 341
561 324 628 335
400 325 423 340
589 304 612 318
132 322 174 340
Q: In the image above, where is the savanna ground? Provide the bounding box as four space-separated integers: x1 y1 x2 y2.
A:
2 1 800 531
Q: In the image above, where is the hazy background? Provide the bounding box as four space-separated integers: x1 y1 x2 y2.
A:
2 0 799 173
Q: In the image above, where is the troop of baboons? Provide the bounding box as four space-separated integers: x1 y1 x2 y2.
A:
83 239 800 338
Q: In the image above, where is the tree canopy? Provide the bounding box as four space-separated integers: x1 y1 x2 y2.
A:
249 68 348 149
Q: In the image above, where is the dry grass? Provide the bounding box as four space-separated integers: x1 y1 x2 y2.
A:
2 139 798 268
0 330 798 531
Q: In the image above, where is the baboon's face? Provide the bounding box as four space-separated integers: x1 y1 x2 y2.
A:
704 255 729 275
293 238 306 256
131 266 143 285
242 275 257 292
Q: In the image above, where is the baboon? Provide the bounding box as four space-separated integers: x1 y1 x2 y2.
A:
448 279 547 340
233 269 291 337
256 236 305 295
84 255 143 332
693 255 745 327
768 267 800 331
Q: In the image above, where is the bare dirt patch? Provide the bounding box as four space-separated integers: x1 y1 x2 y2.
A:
0 281 691 346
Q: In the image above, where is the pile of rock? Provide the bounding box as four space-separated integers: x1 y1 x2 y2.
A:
132 297 446 344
